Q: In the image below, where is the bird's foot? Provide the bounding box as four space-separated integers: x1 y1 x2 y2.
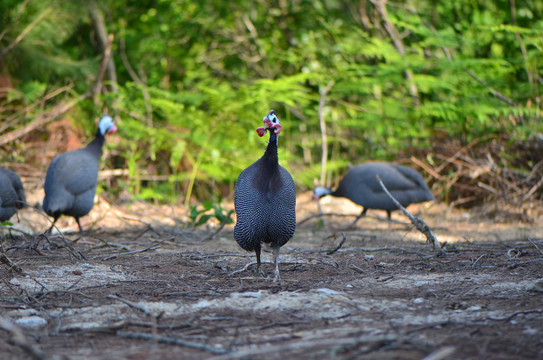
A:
272 271 281 282
255 265 267 278
228 261 259 277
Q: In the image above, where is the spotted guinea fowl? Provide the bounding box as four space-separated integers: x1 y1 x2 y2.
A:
0 167 26 222
43 115 117 232
314 162 435 224
234 110 296 280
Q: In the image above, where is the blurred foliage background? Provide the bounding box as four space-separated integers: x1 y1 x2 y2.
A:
1 0 542 208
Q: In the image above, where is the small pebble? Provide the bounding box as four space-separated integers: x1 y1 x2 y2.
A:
315 288 343 296
526 279 543 293
15 316 47 329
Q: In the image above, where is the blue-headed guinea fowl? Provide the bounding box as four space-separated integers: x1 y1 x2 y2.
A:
314 162 435 224
0 167 26 222
43 115 117 232
234 110 296 280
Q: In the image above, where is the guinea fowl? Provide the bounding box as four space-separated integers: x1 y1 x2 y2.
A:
43 115 117 232
234 110 296 280
0 167 26 222
314 162 435 224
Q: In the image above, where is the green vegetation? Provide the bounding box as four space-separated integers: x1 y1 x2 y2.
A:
188 200 233 228
1 0 542 205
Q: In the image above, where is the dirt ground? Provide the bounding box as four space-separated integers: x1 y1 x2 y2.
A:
1 190 543 360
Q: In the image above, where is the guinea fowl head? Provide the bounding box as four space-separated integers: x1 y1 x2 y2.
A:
97 115 117 137
256 110 282 137
313 186 333 200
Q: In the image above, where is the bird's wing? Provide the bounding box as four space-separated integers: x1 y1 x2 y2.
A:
46 151 99 197
5 169 25 204
392 164 433 192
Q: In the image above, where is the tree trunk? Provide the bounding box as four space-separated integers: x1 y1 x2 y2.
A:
89 0 117 94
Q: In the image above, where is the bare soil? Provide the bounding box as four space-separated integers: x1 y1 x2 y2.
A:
1 191 543 360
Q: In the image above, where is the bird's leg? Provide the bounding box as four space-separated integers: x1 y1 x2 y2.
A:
386 210 393 230
47 216 59 234
349 208 368 227
272 246 281 281
75 217 83 233
254 244 264 276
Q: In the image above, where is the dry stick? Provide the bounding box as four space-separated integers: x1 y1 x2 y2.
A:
486 309 542 322
228 261 258 276
107 295 153 317
370 0 419 103
410 156 441 180
0 316 49 360
102 245 161 261
297 211 409 226
209 335 397 360
351 265 366 274
509 0 536 85
422 346 456 360
158 191 182 235
326 232 347 255
0 250 24 274
116 331 228 355
376 175 440 252
318 80 335 187
9 202 81 260
521 176 543 203
0 92 91 146
201 210 234 241
0 84 73 133
92 33 114 103
0 7 53 60
348 247 433 258
527 238 543 257
120 34 153 125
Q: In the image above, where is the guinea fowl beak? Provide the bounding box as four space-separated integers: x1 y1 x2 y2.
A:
256 121 282 137
271 123 282 134
108 124 118 134
256 110 282 137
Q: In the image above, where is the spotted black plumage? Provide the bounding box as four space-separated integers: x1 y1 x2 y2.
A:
234 110 296 280
0 167 26 222
314 162 435 223
43 116 117 232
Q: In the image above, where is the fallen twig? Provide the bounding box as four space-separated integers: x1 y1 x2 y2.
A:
486 309 543 322
326 232 346 255
297 212 355 226
209 335 397 360
228 261 258 276
0 250 24 274
351 265 366 274
107 295 153 317
202 209 234 241
376 175 440 252
422 346 456 360
0 316 49 360
102 245 160 260
0 92 91 146
116 331 228 355
527 238 543 256
297 212 409 226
